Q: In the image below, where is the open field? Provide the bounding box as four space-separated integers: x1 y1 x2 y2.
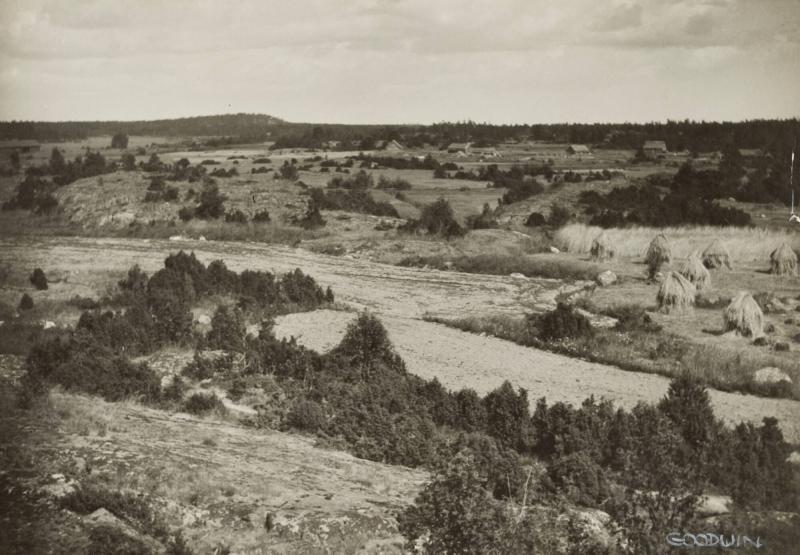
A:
3 236 798 442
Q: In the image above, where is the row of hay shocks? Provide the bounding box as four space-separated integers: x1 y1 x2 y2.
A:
589 231 798 340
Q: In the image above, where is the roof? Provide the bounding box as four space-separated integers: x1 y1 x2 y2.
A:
383 140 405 150
567 144 590 153
0 139 40 148
447 142 471 151
737 148 763 157
643 140 667 150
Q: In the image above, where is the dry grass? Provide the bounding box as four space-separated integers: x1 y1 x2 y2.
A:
557 223 800 263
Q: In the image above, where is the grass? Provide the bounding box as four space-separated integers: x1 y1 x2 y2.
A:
399 252 600 281
424 311 799 400
557 223 800 263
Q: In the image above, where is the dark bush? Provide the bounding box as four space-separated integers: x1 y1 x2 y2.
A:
402 198 464 239
178 206 194 221
30 268 48 290
287 399 326 432
524 212 547 227
18 293 34 311
537 303 594 341
183 392 226 415
252 209 271 223
205 305 247 352
547 205 571 227
547 451 610 507
224 209 248 224
195 181 226 219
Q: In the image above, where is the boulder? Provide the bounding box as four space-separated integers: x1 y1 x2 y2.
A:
754 367 792 384
509 273 527 280
697 494 732 517
83 508 164 552
196 314 212 325
596 270 617 287
549 246 560 254
41 320 56 329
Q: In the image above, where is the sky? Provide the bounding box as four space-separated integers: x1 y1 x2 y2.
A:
0 0 798 124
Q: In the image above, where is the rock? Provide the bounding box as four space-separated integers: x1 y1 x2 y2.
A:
198 236 207 242
41 474 77 499
788 451 800 465
575 308 618 329
697 494 732 517
596 270 617 287
197 314 211 325
83 508 163 552
41 320 56 329
549 246 560 254
765 297 789 313
509 272 527 280
754 367 792 384
169 235 187 241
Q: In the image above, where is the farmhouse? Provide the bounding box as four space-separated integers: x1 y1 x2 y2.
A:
447 142 471 154
322 140 341 149
643 140 668 158
0 139 40 155
382 139 405 152
566 144 591 155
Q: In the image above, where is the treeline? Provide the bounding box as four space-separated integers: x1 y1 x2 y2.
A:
4 114 796 156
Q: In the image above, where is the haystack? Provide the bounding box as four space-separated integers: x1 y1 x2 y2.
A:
702 239 732 270
646 234 671 264
770 243 798 276
590 231 615 261
646 233 671 280
680 252 711 290
723 291 764 338
656 271 696 314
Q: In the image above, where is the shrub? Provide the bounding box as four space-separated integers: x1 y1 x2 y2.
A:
525 212 546 227
110 133 129 149
537 303 594 341
183 392 226 415
548 204 571 227
18 294 34 311
178 206 194 221
30 268 48 290
547 451 610 507
195 181 226 219
280 268 327 308
252 209 271 223
287 399 326 432
182 351 235 380
404 198 464 239
224 209 248 224
205 305 247 352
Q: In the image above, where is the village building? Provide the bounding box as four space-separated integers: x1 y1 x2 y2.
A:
643 140 668 158
446 142 471 154
566 144 591 155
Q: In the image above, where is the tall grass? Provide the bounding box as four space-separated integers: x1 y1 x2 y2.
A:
557 223 800 263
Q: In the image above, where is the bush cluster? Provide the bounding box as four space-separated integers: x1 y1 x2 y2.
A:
309 187 399 218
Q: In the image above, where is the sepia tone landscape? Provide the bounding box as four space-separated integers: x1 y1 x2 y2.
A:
2 1 800 554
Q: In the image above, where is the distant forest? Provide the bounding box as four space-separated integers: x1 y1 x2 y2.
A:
0 112 797 153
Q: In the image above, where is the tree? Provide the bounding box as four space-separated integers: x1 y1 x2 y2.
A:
48 148 66 174
483 381 533 452
111 133 129 149
418 198 464 238
19 293 34 311
205 305 246 352
195 181 226 219
9 150 21 171
121 153 136 171
29 268 48 290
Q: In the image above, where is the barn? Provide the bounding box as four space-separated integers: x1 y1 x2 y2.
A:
566 144 590 155
643 140 668 158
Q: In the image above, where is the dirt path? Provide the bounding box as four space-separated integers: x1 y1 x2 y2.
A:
3 236 799 442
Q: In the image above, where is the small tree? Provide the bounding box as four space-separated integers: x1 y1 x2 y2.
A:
49 148 66 174
111 133 129 149
121 153 136 171
418 198 464 239
19 293 34 311
30 268 48 290
195 181 226 219
205 305 247 352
